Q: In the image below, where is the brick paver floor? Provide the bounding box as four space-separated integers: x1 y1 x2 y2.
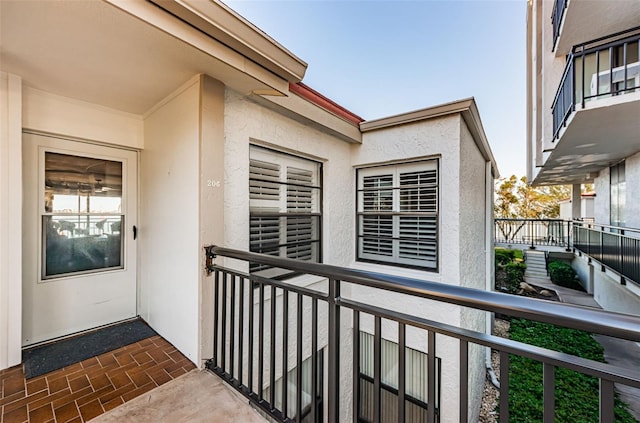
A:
0 335 195 423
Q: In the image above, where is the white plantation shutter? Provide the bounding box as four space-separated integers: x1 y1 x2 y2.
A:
249 146 321 277
357 161 438 269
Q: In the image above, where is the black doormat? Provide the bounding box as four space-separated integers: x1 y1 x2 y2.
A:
23 319 157 379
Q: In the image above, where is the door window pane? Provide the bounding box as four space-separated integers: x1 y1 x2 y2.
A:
43 152 124 278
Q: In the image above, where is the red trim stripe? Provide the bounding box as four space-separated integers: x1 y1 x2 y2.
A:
289 82 364 125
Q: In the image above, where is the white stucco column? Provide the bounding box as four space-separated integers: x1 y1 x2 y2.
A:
571 183 581 219
0 72 23 370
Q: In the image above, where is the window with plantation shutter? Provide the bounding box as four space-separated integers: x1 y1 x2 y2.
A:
249 146 321 278
357 161 438 270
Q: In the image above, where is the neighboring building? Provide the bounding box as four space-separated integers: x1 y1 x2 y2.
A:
558 192 595 221
1 1 498 421
526 0 640 313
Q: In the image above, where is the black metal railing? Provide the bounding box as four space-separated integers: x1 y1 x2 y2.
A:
204 245 640 423
494 218 640 286
494 218 570 249
573 221 640 286
551 29 640 141
551 0 568 51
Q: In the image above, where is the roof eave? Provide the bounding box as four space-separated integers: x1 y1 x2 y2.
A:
148 0 308 82
360 98 500 178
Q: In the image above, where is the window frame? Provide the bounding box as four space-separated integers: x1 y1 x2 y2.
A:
610 160 626 228
249 145 323 279
355 160 439 272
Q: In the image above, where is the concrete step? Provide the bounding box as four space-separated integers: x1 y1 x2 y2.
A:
526 269 547 275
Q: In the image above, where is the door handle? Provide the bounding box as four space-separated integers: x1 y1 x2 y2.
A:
133 225 137 240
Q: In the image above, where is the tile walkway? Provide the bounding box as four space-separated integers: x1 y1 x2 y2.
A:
0 335 195 423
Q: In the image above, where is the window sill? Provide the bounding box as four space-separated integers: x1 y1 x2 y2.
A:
349 260 441 284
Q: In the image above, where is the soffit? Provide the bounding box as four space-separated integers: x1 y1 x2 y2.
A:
555 1 640 56
0 0 287 115
533 95 640 185
149 0 307 82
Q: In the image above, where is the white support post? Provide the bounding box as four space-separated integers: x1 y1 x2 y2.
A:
0 72 23 370
571 184 581 219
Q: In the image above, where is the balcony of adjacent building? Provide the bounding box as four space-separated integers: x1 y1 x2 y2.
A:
535 28 640 186
551 0 640 56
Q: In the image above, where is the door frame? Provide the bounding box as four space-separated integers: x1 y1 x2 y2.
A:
22 130 141 346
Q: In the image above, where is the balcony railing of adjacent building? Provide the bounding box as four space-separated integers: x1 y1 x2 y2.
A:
203 245 640 423
551 0 568 51
494 218 570 249
495 218 640 286
551 28 640 141
573 221 640 286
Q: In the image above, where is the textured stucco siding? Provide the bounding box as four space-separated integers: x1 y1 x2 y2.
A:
223 88 353 419
351 114 461 286
349 115 487 423
223 89 354 269
459 120 488 423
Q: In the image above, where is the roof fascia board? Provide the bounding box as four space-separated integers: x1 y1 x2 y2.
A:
360 98 475 132
289 83 364 125
105 0 289 95
361 98 500 178
252 92 362 144
461 102 500 178
149 0 307 83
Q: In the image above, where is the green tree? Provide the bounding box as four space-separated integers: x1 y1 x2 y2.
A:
494 175 571 219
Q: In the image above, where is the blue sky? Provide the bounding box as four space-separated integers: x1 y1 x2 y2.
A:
225 0 527 178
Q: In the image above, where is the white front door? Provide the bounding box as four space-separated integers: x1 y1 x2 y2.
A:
22 133 138 345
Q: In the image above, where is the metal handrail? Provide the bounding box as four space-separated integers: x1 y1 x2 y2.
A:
206 245 640 342
551 0 568 51
573 219 640 236
494 218 640 285
551 28 640 141
205 245 640 422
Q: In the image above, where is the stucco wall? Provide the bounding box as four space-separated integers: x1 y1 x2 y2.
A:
351 115 461 286
140 78 201 363
349 114 487 423
223 88 354 419
222 95 491 422
459 119 488 423
223 89 354 268
573 254 640 316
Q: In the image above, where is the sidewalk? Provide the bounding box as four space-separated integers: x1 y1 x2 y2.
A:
525 274 640 421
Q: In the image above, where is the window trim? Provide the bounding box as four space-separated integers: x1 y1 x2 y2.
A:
355 160 439 272
249 145 323 279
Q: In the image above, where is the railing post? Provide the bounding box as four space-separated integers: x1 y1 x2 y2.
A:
566 220 572 252
328 279 341 422
529 220 535 249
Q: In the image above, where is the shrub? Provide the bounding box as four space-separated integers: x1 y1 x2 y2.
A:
505 261 527 293
548 260 583 290
495 248 516 266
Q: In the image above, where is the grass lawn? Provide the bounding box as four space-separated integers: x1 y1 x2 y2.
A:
505 319 638 422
